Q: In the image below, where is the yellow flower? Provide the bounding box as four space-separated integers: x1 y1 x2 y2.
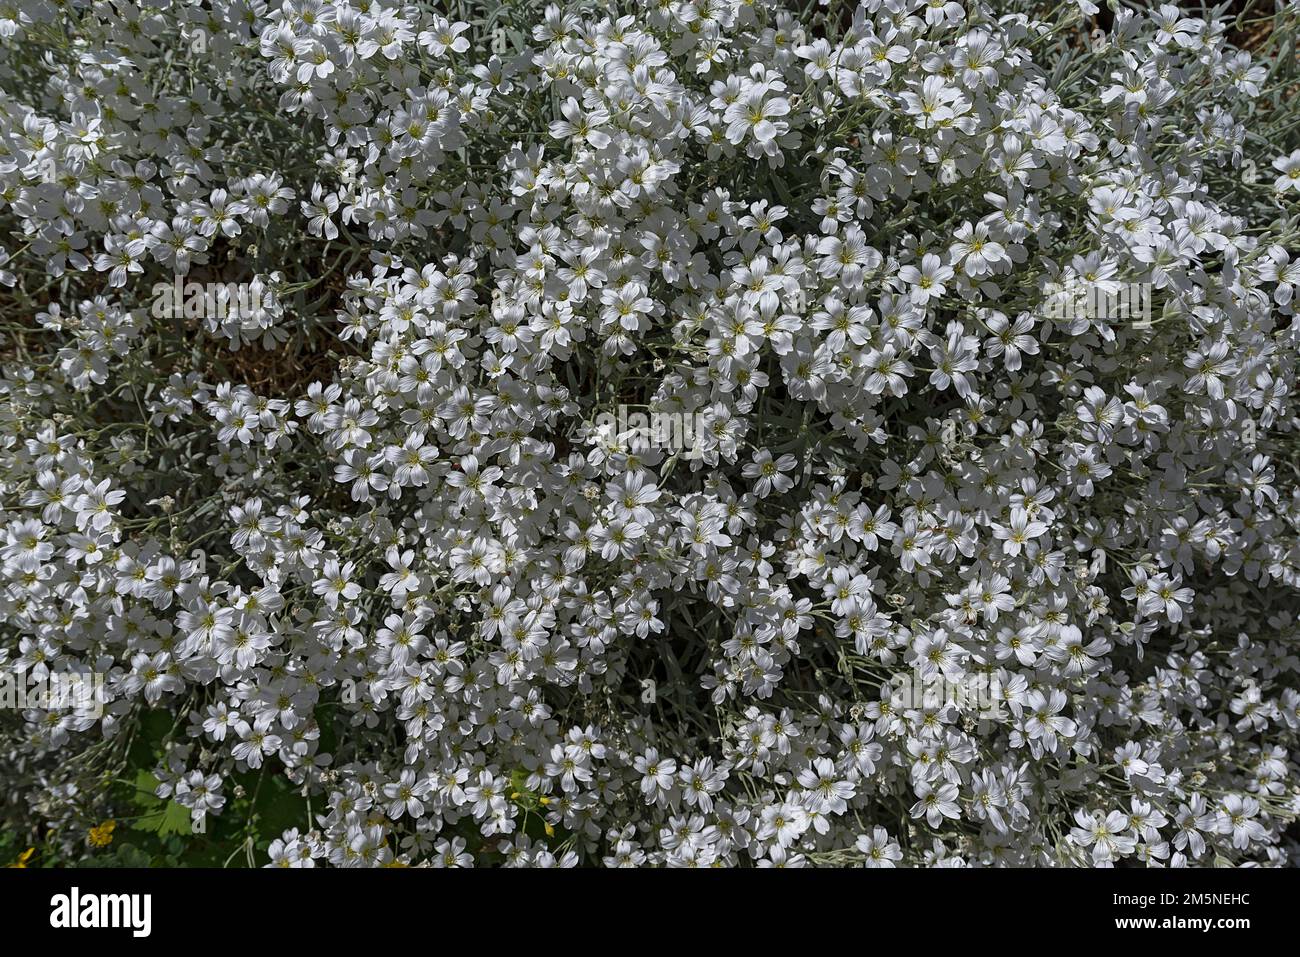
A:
8 847 35 868
88 821 116 848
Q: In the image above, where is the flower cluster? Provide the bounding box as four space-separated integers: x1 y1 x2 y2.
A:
2 0 1300 868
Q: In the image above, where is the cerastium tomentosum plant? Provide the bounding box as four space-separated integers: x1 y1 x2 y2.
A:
1 0 1300 867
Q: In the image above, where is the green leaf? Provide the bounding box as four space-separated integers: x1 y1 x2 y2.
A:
128 771 192 837
130 770 165 809
131 799 192 838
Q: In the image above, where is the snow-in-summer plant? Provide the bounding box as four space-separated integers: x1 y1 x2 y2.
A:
1 0 1300 867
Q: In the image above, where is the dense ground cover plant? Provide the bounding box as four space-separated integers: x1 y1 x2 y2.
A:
2 0 1300 867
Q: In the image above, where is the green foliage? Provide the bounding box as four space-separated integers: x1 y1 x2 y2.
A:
2 706 318 867
128 771 193 839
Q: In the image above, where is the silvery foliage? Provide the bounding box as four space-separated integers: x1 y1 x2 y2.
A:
1 0 1299 867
